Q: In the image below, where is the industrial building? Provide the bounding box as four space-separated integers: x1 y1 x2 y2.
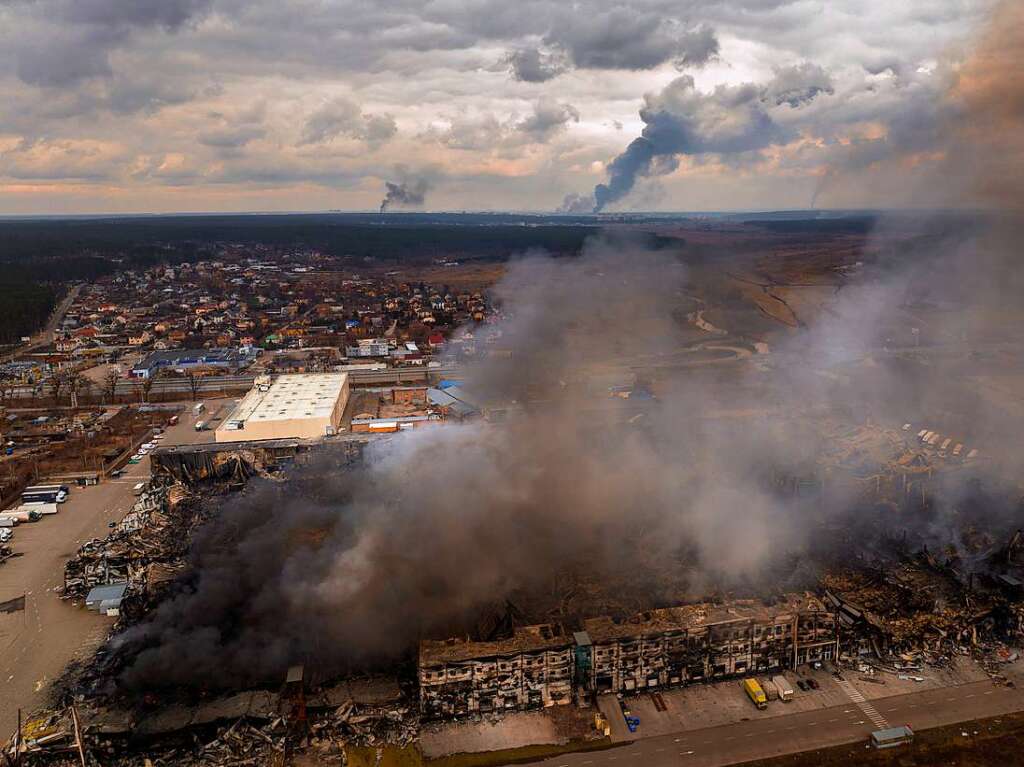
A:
579 596 838 695
130 348 250 379
418 624 575 718
418 596 838 718
215 373 349 443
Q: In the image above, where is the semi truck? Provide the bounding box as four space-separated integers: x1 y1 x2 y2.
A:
742 678 768 709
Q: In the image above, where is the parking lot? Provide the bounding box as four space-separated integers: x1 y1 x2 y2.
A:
0 400 230 737
595 657 989 743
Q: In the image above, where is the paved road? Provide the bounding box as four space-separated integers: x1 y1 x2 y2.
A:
517 680 1024 767
1 284 82 364
0 411 202 738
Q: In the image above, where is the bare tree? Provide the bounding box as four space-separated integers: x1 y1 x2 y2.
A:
0 374 15 405
103 369 120 404
67 371 90 408
141 374 156 404
185 370 202 401
47 370 66 406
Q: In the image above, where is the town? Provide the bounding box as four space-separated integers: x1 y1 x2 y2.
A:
1 210 1024 767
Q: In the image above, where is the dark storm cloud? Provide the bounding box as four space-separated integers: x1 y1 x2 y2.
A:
62 0 212 30
0 0 998 210
544 11 718 72
10 0 212 87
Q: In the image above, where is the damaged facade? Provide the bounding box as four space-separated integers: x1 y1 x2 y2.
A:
418 624 574 718
418 596 838 718
580 596 838 695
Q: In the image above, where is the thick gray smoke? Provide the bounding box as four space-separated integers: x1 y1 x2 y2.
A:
379 178 431 213
116 2 1024 694
592 67 832 211
117 235 825 691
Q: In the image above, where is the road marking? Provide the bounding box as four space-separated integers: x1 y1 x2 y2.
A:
985 691 995 696
965 694 976 699
836 678 889 728
828 718 837 723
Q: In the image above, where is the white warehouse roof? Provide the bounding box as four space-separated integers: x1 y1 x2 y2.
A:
216 373 349 442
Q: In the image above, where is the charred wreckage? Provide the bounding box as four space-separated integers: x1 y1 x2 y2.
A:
6 436 1024 765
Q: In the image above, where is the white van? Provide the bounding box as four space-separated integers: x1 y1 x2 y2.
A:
195 420 205 431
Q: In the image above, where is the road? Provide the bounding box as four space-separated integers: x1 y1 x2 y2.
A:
517 680 1024 767
0 409 203 738
0 284 82 364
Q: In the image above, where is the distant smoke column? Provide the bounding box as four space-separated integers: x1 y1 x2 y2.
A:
594 137 657 212
379 179 431 213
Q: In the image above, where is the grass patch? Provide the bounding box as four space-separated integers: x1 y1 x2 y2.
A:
735 711 1024 767
426 737 619 767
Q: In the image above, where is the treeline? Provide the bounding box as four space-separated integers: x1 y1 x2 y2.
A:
0 215 605 262
0 279 56 345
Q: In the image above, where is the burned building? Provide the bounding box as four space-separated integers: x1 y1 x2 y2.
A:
578 595 838 695
418 624 574 718
418 596 837 717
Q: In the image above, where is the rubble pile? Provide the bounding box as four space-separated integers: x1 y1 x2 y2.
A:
62 479 200 600
317 699 416 748
4 678 415 767
824 557 1007 663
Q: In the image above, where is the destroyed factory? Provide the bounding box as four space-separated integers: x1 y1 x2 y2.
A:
6 395 1024 767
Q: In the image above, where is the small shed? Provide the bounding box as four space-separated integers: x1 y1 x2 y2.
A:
85 582 128 613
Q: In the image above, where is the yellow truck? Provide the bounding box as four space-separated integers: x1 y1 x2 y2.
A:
742 678 768 709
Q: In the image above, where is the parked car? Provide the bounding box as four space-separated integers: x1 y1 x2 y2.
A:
128 455 142 464
142 442 156 450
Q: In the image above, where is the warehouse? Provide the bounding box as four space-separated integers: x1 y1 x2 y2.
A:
418 596 838 718
215 373 349 443
419 624 575 718
579 595 838 695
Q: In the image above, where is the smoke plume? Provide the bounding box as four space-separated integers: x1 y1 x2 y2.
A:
379 177 431 213
113 2 1024 695
117 235 829 691
591 69 831 212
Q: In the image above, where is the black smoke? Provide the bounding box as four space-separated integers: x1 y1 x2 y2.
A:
591 69 831 212
379 178 431 213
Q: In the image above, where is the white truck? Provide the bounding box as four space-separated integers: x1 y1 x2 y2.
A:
771 675 794 701
0 509 41 523
15 503 57 515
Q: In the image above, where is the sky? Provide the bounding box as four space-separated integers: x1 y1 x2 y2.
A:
0 0 1001 214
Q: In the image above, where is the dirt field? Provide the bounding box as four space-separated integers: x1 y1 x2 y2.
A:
0 401 226 737
735 711 1024 767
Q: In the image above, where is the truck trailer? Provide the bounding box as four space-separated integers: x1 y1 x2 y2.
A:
771 675 794 701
